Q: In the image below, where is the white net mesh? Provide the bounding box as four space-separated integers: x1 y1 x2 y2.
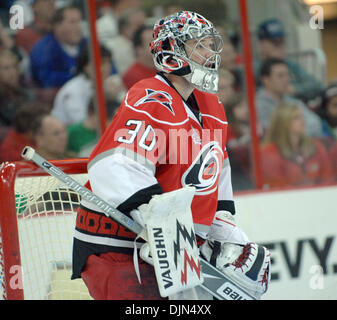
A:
1 173 93 300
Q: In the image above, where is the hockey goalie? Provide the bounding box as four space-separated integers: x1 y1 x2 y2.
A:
71 10 271 300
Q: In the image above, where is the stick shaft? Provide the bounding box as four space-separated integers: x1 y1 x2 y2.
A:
21 146 144 236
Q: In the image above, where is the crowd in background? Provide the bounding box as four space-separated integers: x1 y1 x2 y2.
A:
0 0 336 191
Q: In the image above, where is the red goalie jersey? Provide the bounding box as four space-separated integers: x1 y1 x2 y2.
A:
72 73 235 279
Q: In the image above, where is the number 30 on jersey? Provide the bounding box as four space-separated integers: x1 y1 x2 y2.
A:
117 119 156 152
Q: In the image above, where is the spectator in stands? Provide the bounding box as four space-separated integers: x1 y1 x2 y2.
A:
96 0 143 44
329 141 337 181
122 24 157 89
0 50 33 128
1 14 34 87
225 93 254 190
67 98 98 156
30 6 86 89
227 93 252 147
0 102 49 162
256 58 323 138
15 0 56 54
317 83 337 141
51 44 92 126
0 18 24 64
255 18 324 103
0 18 14 51
217 68 236 107
33 113 74 160
103 7 147 75
96 0 121 44
52 45 125 126
217 28 243 92
261 103 334 188
67 97 118 157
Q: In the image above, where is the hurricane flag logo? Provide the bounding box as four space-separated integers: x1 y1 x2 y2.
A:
135 89 174 114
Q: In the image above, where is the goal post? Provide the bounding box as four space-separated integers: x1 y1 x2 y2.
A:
0 159 91 300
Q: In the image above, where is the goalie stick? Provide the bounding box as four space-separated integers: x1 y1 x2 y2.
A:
21 146 257 300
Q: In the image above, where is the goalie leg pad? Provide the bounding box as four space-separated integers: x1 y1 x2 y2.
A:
143 186 204 298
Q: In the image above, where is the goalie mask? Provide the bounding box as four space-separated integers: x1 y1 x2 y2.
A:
150 11 223 94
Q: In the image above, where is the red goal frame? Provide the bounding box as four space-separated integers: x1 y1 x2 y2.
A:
0 159 88 300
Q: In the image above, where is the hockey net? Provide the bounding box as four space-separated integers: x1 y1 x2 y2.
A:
0 159 92 300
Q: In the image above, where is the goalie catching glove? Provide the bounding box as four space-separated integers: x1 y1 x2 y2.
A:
200 211 271 299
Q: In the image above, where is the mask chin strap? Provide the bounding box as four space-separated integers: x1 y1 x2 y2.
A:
184 62 219 94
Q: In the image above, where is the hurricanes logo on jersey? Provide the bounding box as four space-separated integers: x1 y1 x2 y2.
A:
135 89 174 114
181 141 223 195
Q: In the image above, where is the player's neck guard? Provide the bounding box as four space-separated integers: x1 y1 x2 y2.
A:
184 61 219 94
